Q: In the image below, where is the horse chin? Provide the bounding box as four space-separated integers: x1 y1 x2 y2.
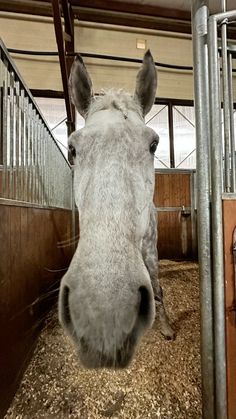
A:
78 332 138 369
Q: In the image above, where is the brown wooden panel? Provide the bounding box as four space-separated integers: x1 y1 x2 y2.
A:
157 211 192 260
154 172 191 208
0 204 76 417
222 200 236 419
154 172 195 260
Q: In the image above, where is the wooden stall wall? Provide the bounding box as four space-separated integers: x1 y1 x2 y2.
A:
154 170 197 260
0 202 76 417
222 199 236 419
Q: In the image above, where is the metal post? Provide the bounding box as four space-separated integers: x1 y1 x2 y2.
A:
228 52 236 192
221 4 231 192
168 102 175 168
191 2 215 418
208 15 227 419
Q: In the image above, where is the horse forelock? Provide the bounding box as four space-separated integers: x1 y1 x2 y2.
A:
87 89 143 119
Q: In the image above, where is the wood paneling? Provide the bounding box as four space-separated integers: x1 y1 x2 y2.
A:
222 199 236 419
0 204 76 417
154 172 196 260
154 172 191 207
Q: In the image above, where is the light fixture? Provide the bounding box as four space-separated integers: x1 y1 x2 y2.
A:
136 39 146 50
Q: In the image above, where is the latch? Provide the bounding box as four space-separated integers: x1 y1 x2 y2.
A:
181 205 191 218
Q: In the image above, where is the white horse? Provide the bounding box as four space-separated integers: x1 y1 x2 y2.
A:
59 51 174 369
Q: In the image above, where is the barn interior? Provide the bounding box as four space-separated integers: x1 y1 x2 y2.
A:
0 1 236 418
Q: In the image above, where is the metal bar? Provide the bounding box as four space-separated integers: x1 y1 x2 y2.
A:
71 168 76 249
24 96 29 202
28 103 33 203
190 171 197 257
31 107 36 204
221 17 231 192
0 50 3 171
38 122 42 205
15 80 20 201
168 102 175 168
9 71 15 200
20 88 25 202
228 52 236 192
154 206 192 212
45 129 50 206
191 2 215 419
42 126 46 205
35 114 39 204
2 58 8 199
208 14 227 419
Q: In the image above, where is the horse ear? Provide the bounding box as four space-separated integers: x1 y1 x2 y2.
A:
134 50 157 116
69 55 93 118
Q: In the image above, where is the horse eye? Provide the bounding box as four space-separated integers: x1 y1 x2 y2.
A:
149 140 158 154
69 144 76 158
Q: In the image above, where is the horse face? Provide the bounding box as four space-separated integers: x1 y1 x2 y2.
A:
59 51 158 368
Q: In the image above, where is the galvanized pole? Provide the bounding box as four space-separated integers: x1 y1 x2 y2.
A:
208 14 227 419
191 2 215 418
228 51 236 192
221 0 231 192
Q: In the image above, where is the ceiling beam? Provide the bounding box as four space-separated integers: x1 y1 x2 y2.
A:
70 0 191 21
0 0 236 39
51 0 75 137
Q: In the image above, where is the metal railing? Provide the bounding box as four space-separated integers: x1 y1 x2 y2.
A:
192 2 236 419
0 39 72 209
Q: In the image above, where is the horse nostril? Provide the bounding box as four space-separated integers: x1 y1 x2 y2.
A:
138 286 151 324
61 285 72 327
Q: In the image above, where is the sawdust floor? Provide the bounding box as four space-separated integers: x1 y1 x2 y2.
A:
5 260 201 419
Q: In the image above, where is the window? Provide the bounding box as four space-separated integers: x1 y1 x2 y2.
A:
173 106 196 169
146 104 170 168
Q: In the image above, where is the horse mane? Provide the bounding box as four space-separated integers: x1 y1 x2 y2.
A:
87 89 143 119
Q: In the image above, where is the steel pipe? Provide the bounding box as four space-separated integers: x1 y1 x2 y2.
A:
191 2 215 418
221 16 231 192
208 14 227 419
228 52 236 192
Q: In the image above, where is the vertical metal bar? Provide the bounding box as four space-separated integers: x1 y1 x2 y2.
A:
45 130 49 206
191 2 215 419
28 102 33 203
168 102 175 168
15 80 20 201
31 107 35 203
0 50 3 173
48 134 52 207
24 96 29 202
38 122 42 205
228 52 236 192
41 126 45 206
208 15 227 419
221 16 231 192
36 118 40 205
71 168 76 249
20 89 25 202
35 113 38 204
2 59 9 199
9 71 15 200
34 113 38 204
190 171 197 257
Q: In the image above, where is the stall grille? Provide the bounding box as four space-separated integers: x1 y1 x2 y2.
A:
0 39 72 210
192 1 236 419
